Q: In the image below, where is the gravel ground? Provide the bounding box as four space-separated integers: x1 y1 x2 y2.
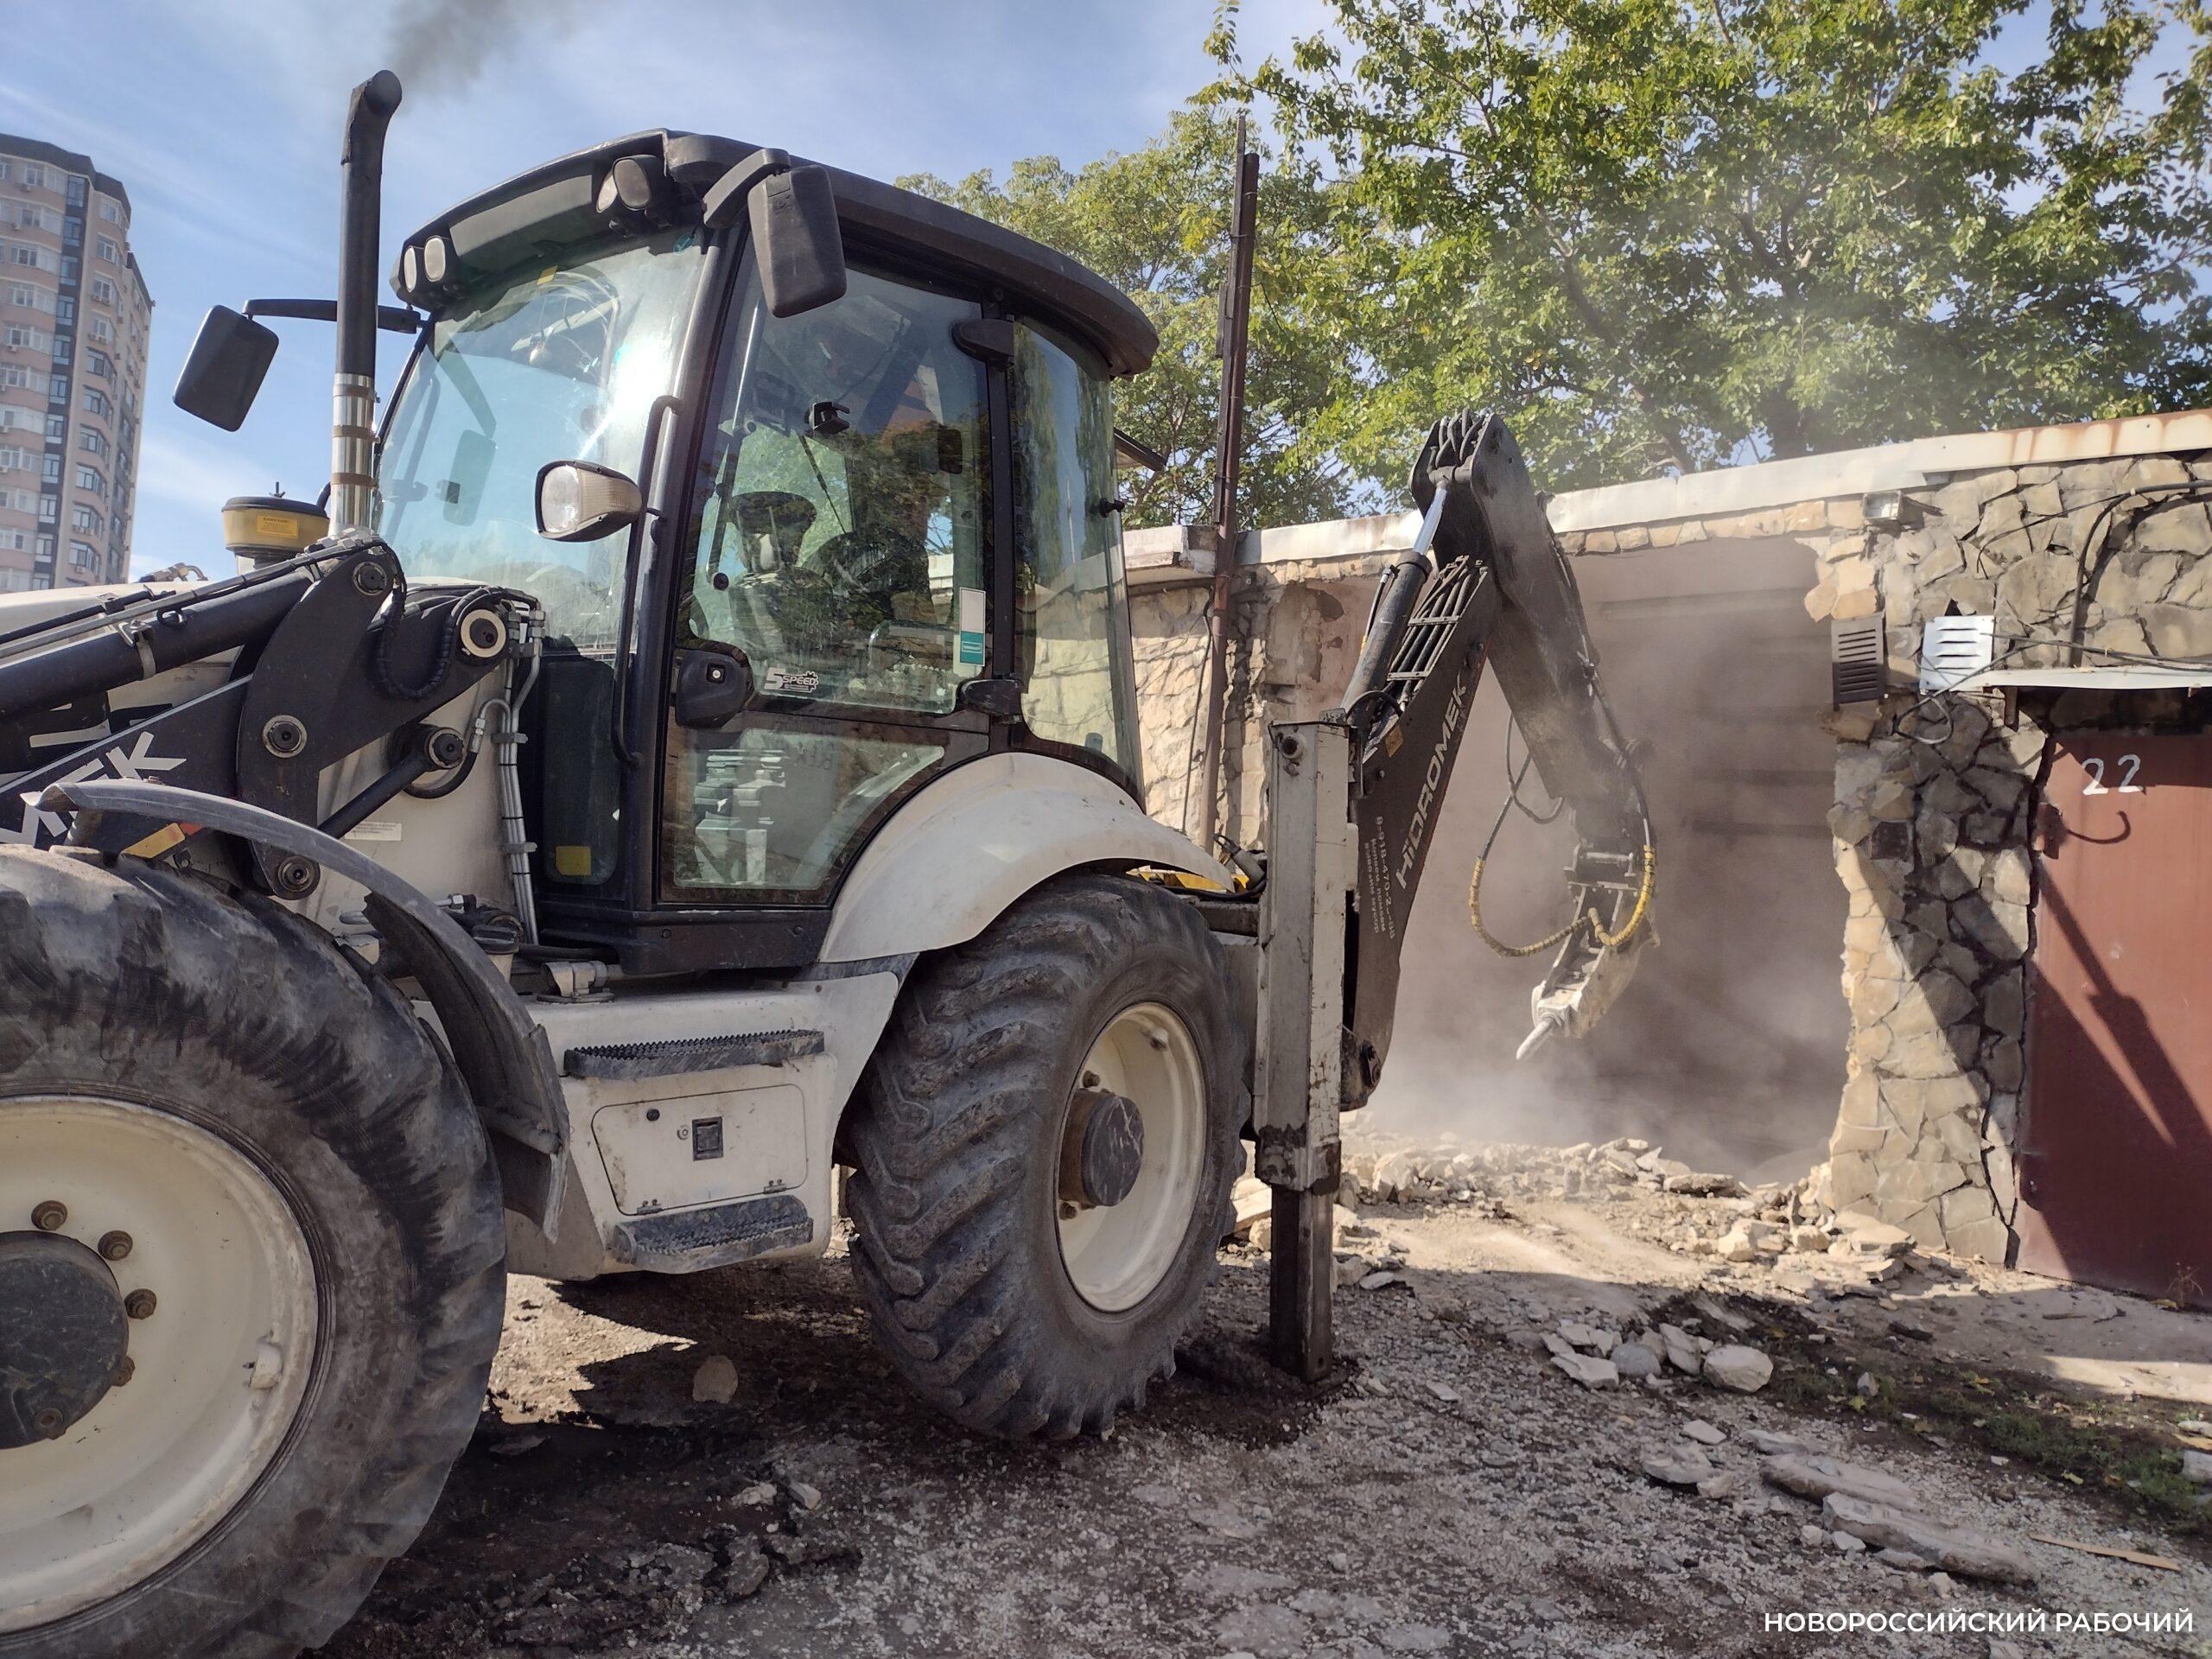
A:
320 1146 2212 1659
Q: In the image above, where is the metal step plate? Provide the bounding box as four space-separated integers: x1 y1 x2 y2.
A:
563 1028 826 1081
607 1192 815 1272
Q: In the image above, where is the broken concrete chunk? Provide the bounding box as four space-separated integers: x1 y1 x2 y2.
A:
1657 1323 1703 1376
1820 1494 2036 1585
1610 1343 1662 1380
1701 1344 1774 1393
1557 1320 1608 1352
691 1354 739 1404
1761 1453 1920 1510
1681 1419 1726 1446
1834 1213 1914 1256
1642 1446 1716 1487
1551 1351 1619 1389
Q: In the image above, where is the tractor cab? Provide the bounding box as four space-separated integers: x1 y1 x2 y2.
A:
190 134 1162 976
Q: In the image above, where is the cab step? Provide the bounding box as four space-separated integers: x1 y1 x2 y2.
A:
608 1192 815 1271
562 1028 826 1081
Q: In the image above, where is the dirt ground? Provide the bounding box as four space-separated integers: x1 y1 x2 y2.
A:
321 1140 2212 1659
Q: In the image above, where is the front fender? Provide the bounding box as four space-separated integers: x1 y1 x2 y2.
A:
45 778 567 1233
819 753 1233 963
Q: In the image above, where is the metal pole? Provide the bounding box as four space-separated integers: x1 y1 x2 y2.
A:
1190 123 1260 855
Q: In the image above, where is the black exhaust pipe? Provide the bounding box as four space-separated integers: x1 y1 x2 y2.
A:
333 70 403 536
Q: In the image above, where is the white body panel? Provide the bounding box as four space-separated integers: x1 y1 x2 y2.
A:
503 971 901 1280
819 752 1230 963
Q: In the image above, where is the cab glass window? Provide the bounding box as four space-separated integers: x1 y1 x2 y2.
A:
678 264 989 712
1012 323 1141 785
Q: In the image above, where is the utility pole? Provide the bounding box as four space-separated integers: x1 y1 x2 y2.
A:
1190 119 1259 856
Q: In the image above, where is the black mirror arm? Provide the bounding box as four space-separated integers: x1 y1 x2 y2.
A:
243 298 426 334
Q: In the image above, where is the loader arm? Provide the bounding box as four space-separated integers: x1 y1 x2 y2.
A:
1339 406 1654 1090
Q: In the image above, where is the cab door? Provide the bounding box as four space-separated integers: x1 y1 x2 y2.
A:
658 255 994 910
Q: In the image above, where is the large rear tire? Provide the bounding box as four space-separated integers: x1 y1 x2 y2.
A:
844 874 1241 1439
0 849 505 1659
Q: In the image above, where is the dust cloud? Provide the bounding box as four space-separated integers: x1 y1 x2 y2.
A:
1365 537 1847 1180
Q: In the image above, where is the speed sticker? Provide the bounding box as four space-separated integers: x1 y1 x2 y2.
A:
762 666 822 696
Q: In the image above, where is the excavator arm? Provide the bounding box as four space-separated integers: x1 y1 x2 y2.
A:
1256 409 1654 1376
1340 407 1654 1079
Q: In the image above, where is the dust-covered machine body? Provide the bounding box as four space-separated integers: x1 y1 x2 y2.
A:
0 73 1652 1659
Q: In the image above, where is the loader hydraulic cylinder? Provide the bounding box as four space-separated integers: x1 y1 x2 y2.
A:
0 570 312 725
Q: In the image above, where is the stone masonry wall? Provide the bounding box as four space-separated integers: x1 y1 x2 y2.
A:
1557 450 2212 1263
1127 435 2212 1270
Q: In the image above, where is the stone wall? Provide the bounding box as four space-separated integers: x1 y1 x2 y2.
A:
1555 434 2212 1263
1124 416 2212 1269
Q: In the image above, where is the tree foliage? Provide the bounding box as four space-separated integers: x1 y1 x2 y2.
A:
1212 0 2212 492
900 110 1370 529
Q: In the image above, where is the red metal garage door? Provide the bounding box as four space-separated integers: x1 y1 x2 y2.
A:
2016 730 2212 1307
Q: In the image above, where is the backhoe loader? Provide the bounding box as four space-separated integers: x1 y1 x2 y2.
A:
0 73 1650 1658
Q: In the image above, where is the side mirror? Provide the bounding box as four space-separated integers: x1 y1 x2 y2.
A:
174 306 279 431
753 164 848 318
536 459 641 542
702 151 848 320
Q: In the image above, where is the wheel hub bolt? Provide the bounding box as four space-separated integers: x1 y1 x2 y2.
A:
112 1357 135 1388
30 1199 67 1232
124 1288 157 1319
98 1230 132 1262
34 1408 62 1439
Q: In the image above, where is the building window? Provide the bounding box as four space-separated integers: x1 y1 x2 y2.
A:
44 415 62 441
86 315 111 343
0 162 10 182
9 246 32 268
60 256 77 281
41 455 59 481
95 238 118 264
90 275 114 306
54 296 73 324
49 336 68 363
78 429 107 457
22 165 43 190
70 505 99 533
35 533 53 559
98 200 118 224
5 283 28 308
81 387 107 417
38 494 56 523
74 464 103 494
69 539 95 569
66 178 86 206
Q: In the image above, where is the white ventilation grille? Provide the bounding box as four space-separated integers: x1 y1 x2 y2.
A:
1918 614 1998 693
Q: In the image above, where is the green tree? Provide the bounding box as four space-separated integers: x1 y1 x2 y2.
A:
900 110 1375 528
1215 0 2212 491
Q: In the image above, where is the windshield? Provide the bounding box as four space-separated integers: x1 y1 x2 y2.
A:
374 226 706 652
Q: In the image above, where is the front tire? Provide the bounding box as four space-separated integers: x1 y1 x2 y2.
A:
0 850 505 1659
844 874 1241 1439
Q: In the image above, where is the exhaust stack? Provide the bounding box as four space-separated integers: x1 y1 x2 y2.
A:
333 71 403 535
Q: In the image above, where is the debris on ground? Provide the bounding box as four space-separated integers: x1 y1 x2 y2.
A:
315 1122 2212 1658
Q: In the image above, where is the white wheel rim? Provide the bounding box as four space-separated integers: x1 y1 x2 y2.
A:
0 1096 318 1633
1056 1002 1206 1313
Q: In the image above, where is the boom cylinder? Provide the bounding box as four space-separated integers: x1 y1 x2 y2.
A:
333 71 403 535
0 571 312 724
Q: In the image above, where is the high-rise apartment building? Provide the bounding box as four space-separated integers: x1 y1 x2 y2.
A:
0 137 152 592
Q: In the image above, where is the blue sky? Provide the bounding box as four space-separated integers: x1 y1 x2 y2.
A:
1 0 1330 576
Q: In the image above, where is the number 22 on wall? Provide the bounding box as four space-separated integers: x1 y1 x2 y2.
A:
2081 754 2143 795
